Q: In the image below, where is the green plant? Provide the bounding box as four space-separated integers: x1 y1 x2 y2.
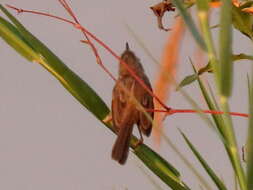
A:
0 1 252 189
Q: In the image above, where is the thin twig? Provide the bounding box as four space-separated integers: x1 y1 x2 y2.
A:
6 3 170 111
147 108 248 118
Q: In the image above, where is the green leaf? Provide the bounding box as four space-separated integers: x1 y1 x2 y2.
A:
192 54 253 78
219 0 233 97
172 0 206 50
134 143 190 190
180 131 228 190
195 0 220 91
176 74 198 90
192 60 246 190
247 74 253 190
0 16 38 61
232 2 253 40
219 102 246 190
163 134 213 190
0 5 38 52
190 59 226 139
186 53 253 82
195 0 209 11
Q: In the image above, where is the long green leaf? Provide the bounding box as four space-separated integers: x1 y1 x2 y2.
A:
191 60 226 140
172 0 206 50
163 134 212 190
247 74 253 190
192 60 246 190
219 99 247 190
0 16 38 61
193 61 247 190
219 0 233 97
195 0 220 92
134 143 190 190
180 131 228 190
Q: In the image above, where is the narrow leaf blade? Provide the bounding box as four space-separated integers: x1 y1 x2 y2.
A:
180 131 228 190
0 16 38 61
176 74 198 90
172 0 206 50
247 74 253 189
219 0 233 96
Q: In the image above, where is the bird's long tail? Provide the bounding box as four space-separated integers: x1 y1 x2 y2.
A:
111 122 134 164
111 103 135 165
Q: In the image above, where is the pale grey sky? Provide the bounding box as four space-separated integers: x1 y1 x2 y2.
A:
0 0 251 190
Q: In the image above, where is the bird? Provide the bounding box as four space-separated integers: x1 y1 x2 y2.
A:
111 43 154 165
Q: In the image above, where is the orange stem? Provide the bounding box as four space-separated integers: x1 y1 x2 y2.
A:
6 3 170 111
148 109 248 118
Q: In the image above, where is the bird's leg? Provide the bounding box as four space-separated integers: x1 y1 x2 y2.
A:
133 125 144 149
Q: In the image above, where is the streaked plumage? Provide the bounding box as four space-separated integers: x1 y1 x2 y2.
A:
111 43 154 165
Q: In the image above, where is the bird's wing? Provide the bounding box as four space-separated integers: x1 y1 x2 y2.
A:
138 76 154 137
111 77 135 131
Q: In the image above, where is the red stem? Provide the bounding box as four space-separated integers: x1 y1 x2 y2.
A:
6 4 117 83
57 1 117 82
149 109 248 118
5 4 248 120
6 3 170 111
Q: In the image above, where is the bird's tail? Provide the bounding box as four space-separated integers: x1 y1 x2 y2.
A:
111 102 135 165
111 121 134 165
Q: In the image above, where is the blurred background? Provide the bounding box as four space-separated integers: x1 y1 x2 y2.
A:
0 0 251 189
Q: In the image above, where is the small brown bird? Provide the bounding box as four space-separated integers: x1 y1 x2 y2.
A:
111 43 154 165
